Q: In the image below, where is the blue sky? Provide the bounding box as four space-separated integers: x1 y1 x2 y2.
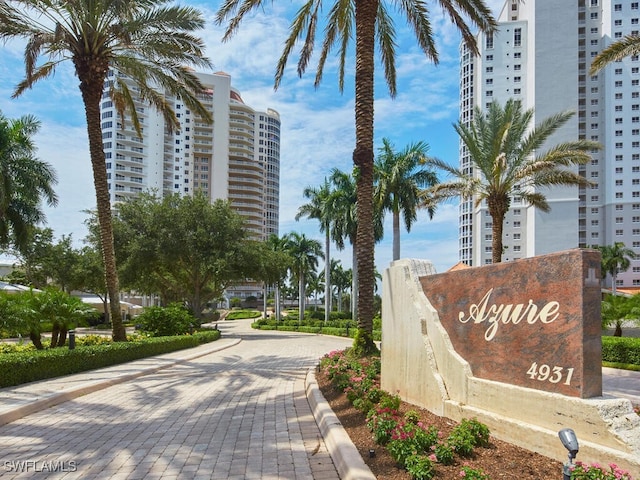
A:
0 0 504 274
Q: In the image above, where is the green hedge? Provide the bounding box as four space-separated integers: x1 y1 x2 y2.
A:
225 310 262 320
0 330 220 388
252 322 381 342
602 336 640 365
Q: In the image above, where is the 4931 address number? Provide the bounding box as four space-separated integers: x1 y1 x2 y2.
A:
527 363 574 386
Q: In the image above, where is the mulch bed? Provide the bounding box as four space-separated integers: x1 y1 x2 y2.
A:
316 371 564 479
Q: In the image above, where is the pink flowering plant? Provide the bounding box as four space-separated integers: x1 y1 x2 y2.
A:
319 349 494 479
459 465 490 479
405 454 435 480
570 461 634 480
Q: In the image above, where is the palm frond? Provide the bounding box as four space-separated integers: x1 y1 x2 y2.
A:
590 34 640 74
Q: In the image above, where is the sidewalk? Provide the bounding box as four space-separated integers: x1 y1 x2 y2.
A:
0 323 370 480
0 330 640 480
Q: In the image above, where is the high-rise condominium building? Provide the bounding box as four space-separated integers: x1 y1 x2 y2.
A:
459 0 640 288
101 70 280 240
101 70 280 297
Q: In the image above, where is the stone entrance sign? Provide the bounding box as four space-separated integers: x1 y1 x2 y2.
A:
419 249 602 398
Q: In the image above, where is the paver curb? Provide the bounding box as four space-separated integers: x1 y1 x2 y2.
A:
305 369 376 480
0 338 242 427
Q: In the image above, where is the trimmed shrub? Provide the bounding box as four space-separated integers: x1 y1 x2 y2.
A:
0 330 220 388
602 336 640 365
136 303 195 337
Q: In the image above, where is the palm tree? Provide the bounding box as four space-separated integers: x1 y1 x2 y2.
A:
216 0 496 355
0 0 212 341
330 169 360 319
296 179 336 323
375 138 438 261
0 112 57 252
590 35 640 74
284 232 323 322
598 243 636 296
428 99 598 264
263 234 292 321
331 262 352 313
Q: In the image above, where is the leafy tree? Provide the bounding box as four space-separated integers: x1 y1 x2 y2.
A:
216 0 496 356
114 193 251 320
429 99 598 263
1 0 213 341
591 35 640 74
296 179 336 322
0 112 57 252
36 288 97 347
375 138 438 261
5 227 55 289
284 232 323 322
601 293 640 337
256 235 292 321
597 243 636 296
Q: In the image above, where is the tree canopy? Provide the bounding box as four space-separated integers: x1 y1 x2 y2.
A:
113 193 252 319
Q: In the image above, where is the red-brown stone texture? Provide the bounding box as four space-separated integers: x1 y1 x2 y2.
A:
419 249 602 398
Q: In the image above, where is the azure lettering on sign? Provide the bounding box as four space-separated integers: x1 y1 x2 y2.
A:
457 288 560 341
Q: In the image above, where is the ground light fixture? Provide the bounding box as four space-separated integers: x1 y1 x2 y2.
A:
558 428 579 480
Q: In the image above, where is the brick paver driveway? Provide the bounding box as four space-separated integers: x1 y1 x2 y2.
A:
0 320 353 479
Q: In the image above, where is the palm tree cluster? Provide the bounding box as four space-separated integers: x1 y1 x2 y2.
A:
0 0 213 341
427 99 599 264
0 111 57 253
216 0 496 355
296 140 437 326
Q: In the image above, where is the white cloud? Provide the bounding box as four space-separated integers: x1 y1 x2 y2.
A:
0 0 500 274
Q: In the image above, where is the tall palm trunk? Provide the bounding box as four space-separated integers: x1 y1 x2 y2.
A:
351 245 358 318
352 0 378 354
275 283 281 321
488 195 509 264
324 229 331 323
76 60 126 342
298 271 305 322
392 210 400 261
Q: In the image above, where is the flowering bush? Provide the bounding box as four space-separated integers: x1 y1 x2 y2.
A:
366 407 402 445
570 462 634 479
320 349 492 478
459 466 490 479
434 443 455 465
634 404 640 416
405 454 435 480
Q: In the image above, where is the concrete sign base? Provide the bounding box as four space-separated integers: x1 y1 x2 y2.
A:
381 254 640 473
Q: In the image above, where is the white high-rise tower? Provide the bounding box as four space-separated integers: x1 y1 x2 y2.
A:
459 0 640 289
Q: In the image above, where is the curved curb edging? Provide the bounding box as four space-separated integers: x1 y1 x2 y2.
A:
305 370 376 480
0 338 242 427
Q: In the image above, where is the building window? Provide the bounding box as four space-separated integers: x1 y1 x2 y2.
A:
485 32 494 49
514 52 521 59
486 54 493 61
591 208 599 214
592 220 600 226
616 167 624 173
616 204 624 211
514 28 521 47
514 76 521 83
617 230 624 236
616 217 624 223
615 4 622 11
486 66 493 73
514 88 521 94
616 105 623 112
617 192 624 198
513 233 521 240
486 78 493 85
513 221 521 228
